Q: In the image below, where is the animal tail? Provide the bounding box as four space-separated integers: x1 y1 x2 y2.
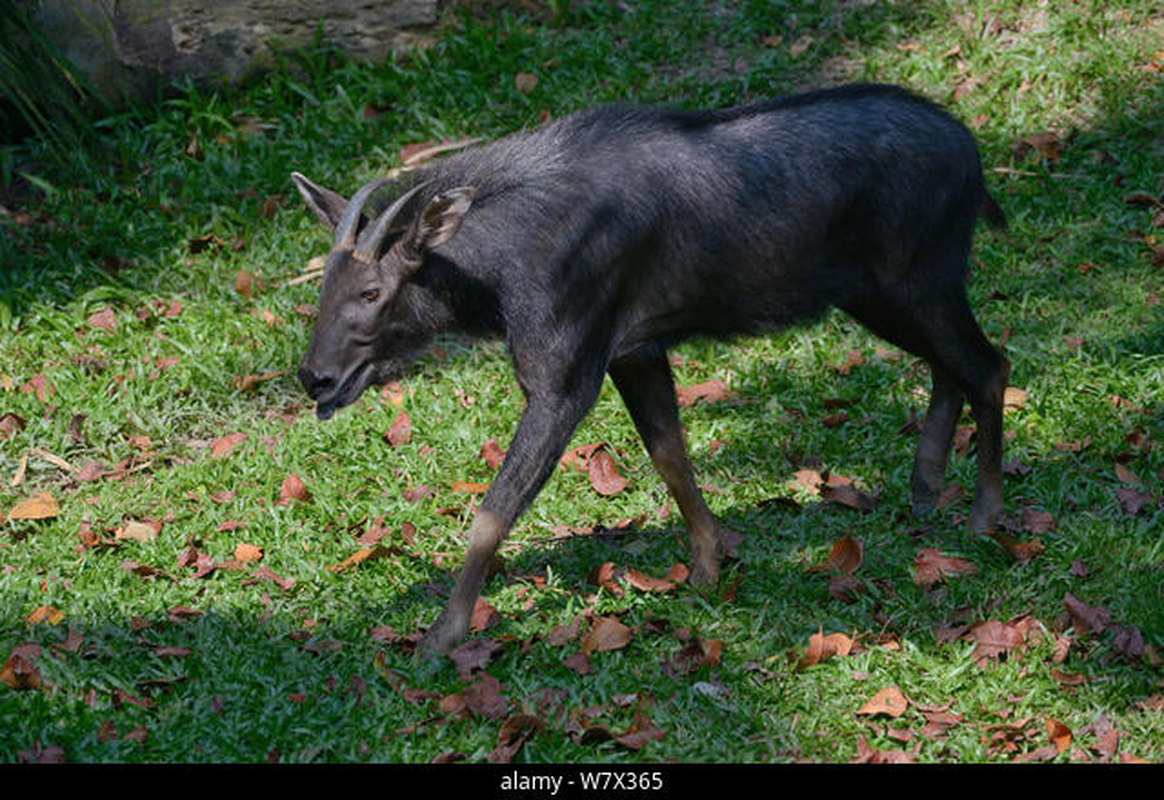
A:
981 192 1008 232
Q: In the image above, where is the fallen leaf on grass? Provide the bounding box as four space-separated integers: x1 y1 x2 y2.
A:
1 644 42 690
797 630 853 670
233 543 263 564
970 620 1026 666
514 72 538 93
580 616 632 655
990 531 1045 563
277 474 311 505
1063 593 1110 637
1013 131 1063 162
914 549 977 589
856 686 908 718
325 544 393 573
460 672 509 720
383 411 412 448
447 638 503 679
22 373 53 403
115 519 162 542
588 448 627 496
1003 386 1028 412
489 713 545 763
821 480 877 512
470 597 502 632
852 735 916 763
829 350 864 375
1111 623 1144 662
86 307 117 332
233 370 282 392
1116 486 1154 516
0 413 26 440
1046 718 1072 753
828 574 864 603
7 493 58 522
1020 508 1055 534
809 534 863 574
676 379 735 407
480 439 506 469
546 617 582 647
234 269 262 298
626 563 689 593
210 432 247 459
25 606 64 626
168 606 203 624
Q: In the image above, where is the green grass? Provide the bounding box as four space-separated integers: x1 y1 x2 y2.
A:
1 0 1163 764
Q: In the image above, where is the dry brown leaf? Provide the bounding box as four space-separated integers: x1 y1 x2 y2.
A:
7 493 58 522
797 630 853 670
470 597 502 633
626 563 689 593
676 379 734 407
989 531 1045 563
914 548 977 589
1 644 42 690
25 606 64 626
1063 593 1110 637
115 519 162 542
856 686 908 718
480 439 506 469
1046 718 1072 753
233 370 282 392
1003 386 1028 412
970 620 1025 665
588 449 627 496
809 534 863 574
580 616 632 655
87 307 117 332
210 432 247 459
1116 486 1154 516
325 545 392 573
383 411 412 448
234 543 263 564
546 617 582 647
277 473 312 505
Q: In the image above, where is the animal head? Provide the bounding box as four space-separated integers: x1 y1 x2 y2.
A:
291 172 475 419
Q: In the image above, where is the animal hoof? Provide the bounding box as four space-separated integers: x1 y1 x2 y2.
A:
417 614 467 657
967 498 1003 534
911 499 936 518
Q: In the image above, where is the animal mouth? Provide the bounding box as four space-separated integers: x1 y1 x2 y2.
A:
315 363 372 420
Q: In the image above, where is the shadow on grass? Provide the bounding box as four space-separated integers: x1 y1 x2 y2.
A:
4 1 1164 762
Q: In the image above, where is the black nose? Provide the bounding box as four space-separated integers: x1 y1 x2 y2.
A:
298 365 335 399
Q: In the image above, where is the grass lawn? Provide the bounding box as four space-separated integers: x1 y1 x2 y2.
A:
1 0 1163 764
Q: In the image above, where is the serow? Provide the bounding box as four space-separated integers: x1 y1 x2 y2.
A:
291 83 1010 655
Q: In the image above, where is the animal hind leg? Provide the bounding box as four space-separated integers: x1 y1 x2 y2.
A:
841 297 964 517
608 351 727 586
914 291 1009 532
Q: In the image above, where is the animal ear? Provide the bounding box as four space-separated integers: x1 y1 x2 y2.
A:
291 172 350 232
411 187 476 252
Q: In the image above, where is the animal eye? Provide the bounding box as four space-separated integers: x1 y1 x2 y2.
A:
360 288 380 303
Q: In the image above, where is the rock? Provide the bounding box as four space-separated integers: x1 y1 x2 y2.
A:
26 0 438 104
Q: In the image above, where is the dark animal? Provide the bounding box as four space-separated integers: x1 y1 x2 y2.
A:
291 83 1010 655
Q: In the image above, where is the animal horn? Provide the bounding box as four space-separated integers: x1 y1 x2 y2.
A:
353 180 433 263
333 178 391 249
